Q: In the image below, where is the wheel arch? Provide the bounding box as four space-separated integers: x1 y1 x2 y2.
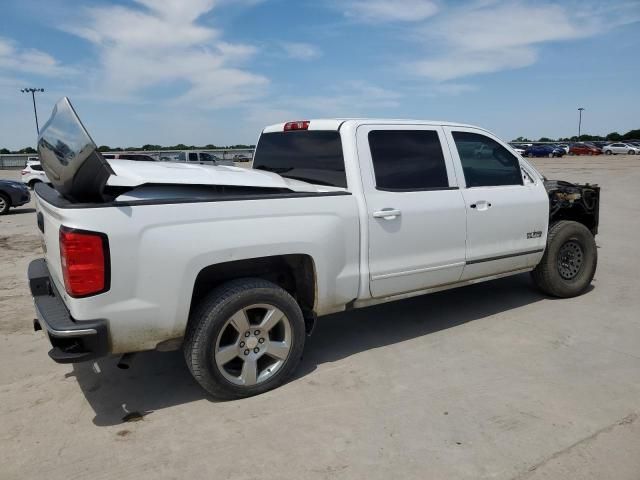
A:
189 254 317 330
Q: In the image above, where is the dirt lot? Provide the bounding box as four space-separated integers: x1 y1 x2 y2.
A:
1 156 640 479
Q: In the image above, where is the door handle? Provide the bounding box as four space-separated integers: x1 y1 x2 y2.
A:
470 201 492 211
373 209 402 220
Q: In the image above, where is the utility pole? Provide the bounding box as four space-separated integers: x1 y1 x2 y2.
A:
21 88 45 135
578 107 585 140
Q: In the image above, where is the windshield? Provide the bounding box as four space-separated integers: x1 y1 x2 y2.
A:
253 131 347 188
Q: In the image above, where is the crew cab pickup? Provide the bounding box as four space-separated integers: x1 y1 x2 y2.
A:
29 98 600 399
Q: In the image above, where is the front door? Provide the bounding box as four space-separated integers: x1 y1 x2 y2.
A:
357 125 467 298
444 127 549 280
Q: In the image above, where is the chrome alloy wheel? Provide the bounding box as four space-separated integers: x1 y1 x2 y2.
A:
0 196 6 212
557 240 584 280
214 304 292 386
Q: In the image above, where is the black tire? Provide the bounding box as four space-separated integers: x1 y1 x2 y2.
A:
628 150 634 155
28 180 41 189
0 193 10 215
605 150 612 155
527 152 534 158
184 278 306 400
531 221 597 298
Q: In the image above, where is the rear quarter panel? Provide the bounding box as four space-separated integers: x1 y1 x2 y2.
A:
37 193 360 353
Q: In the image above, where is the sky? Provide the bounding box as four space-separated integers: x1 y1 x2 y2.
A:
1 0 639 149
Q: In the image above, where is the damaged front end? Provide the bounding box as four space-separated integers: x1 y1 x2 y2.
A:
545 180 600 235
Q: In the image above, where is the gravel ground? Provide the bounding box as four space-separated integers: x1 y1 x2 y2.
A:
1 156 640 479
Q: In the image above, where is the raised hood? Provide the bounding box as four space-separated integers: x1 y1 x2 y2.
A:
38 97 114 202
37 97 323 202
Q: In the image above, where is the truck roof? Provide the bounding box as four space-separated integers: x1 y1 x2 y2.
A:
262 118 480 133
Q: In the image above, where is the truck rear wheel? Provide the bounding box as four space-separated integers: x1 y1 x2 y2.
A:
531 221 597 298
184 278 306 399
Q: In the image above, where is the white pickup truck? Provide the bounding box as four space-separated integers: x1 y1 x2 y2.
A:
29 98 600 399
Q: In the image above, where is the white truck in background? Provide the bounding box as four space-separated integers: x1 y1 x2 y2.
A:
29 98 600 399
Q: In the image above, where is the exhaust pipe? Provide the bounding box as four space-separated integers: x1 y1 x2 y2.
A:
117 353 135 370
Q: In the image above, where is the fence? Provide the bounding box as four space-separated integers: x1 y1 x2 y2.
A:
0 154 35 169
0 149 255 169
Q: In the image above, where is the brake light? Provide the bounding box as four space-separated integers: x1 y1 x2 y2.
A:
284 121 310 131
59 227 110 297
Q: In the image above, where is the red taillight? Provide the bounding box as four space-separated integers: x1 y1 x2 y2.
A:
59 227 109 297
284 121 310 131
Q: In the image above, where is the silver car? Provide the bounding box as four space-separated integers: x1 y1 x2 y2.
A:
602 143 639 155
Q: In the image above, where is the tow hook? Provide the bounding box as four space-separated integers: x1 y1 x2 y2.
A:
117 353 136 370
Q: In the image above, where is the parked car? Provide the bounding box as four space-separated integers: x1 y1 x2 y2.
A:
524 145 565 158
160 151 234 166
30 98 601 399
21 161 51 188
569 143 602 155
508 144 526 155
233 154 252 162
602 143 639 155
26 156 40 165
556 144 570 154
0 179 30 215
102 153 158 162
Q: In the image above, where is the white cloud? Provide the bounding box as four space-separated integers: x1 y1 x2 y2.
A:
280 42 322 60
410 2 602 81
279 81 403 116
428 83 477 96
342 0 439 23
0 37 73 77
63 0 267 107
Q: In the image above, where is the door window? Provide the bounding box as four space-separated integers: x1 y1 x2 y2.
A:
368 130 449 191
188 152 198 162
452 132 523 187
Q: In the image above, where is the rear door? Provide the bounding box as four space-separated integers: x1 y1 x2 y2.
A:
357 125 467 298
444 127 548 280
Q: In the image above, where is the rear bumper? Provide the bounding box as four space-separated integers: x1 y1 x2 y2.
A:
28 258 109 363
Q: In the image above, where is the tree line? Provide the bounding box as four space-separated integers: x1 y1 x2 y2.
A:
3 128 639 154
0 144 256 155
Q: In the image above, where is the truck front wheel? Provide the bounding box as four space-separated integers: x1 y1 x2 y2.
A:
531 221 597 298
184 278 306 399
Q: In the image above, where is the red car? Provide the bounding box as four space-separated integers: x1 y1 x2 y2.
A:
569 143 602 156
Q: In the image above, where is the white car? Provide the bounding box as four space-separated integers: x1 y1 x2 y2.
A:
602 143 639 155
21 161 50 188
29 98 601 399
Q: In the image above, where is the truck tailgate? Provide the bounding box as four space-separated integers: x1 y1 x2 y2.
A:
36 194 67 297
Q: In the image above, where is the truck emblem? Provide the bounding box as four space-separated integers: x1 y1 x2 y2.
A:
527 231 543 239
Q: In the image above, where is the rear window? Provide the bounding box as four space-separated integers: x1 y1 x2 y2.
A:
253 131 347 188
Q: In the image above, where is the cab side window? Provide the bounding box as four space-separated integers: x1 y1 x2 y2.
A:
368 130 450 191
188 152 198 162
452 132 523 188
